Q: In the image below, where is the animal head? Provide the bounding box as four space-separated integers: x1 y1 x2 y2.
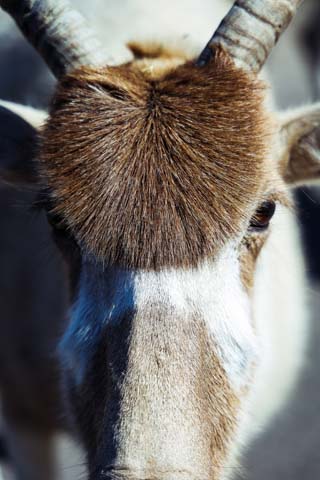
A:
1 0 320 479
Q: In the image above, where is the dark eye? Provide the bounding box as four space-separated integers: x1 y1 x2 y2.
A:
249 200 276 232
47 210 65 231
46 210 79 255
46 209 81 296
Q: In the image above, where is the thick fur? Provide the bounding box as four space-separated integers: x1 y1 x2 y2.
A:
40 47 273 270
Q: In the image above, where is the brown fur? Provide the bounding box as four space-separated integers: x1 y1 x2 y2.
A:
240 234 266 291
127 42 189 78
40 47 273 270
128 41 189 61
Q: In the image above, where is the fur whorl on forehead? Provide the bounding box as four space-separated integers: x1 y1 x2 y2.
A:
40 47 272 270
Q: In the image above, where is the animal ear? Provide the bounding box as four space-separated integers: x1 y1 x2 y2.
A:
280 104 320 186
0 101 47 187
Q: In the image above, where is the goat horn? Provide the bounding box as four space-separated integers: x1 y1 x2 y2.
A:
0 0 109 79
197 0 304 72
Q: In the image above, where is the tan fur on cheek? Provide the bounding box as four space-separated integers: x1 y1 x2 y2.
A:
40 47 273 270
240 234 266 292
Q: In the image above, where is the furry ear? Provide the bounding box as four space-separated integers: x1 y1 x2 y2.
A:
0 101 46 187
280 104 320 186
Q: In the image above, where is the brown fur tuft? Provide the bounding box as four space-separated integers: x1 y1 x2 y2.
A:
40 47 273 270
127 41 188 61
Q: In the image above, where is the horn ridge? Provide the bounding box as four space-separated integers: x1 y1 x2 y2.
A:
197 0 304 72
0 0 109 79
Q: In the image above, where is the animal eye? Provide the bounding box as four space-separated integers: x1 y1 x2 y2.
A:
46 210 80 261
249 201 276 232
47 210 65 230
46 210 74 246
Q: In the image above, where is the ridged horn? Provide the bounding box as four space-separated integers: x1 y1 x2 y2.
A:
0 0 109 79
197 0 304 72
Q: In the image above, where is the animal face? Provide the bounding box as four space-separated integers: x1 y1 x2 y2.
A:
36 46 283 478
60 256 254 479
1 1 319 479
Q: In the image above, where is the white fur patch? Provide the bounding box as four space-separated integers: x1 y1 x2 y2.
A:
248 204 308 434
77 244 258 393
133 246 258 391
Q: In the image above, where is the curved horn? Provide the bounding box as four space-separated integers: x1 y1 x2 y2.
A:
197 0 304 72
0 0 109 79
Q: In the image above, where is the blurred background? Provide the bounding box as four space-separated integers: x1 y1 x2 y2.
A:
0 0 320 479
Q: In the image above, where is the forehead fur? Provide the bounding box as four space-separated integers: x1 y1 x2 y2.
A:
40 47 272 270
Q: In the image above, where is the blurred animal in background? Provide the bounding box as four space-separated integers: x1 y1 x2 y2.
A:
0 100 69 480
302 1 320 99
0 1 320 480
